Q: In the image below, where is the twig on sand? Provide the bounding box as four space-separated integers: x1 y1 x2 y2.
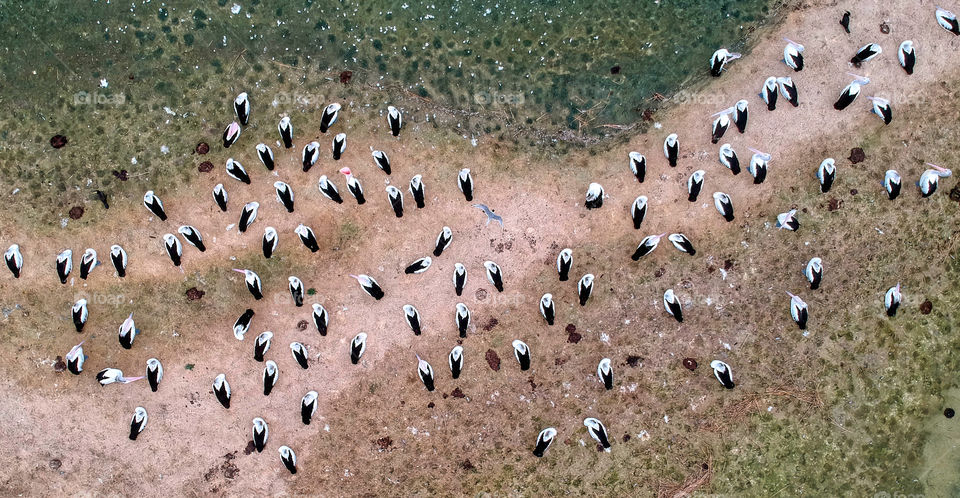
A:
657 456 713 498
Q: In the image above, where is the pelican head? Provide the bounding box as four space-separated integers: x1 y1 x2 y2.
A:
784 38 805 51
748 148 772 161
925 163 953 176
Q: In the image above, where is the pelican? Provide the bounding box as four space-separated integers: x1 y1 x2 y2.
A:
2 244 20 279
512 340 531 371
834 74 870 110
937 7 960 35
291 342 309 369
340 167 365 204
118 313 137 349
663 289 683 323
178 225 205 252
687 170 705 202
129 407 148 441
783 38 804 71
278 116 293 148
851 43 882 64
256 143 275 170
350 333 367 364
403 304 422 335
405 256 431 275
918 163 953 197
262 360 278 396
254 331 273 362
279 446 297 475
434 226 453 256
372 150 391 175
213 373 231 408
332 133 347 160
226 158 250 184
449 346 464 379
583 418 611 452
805 257 823 290
262 227 279 259
710 360 735 389
776 209 800 231
56 249 72 283
713 192 735 222
597 358 613 390
898 41 916 75
301 142 320 172
320 102 341 133
110 245 127 277
78 248 97 279
868 97 892 125
748 149 770 184
312 303 329 336
539 293 555 326
71 299 88 332
668 233 696 255
416 355 435 392
663 133 679 166
585 183 605 209
557 248 573 281
213 184 228 212
885 283 902 317
386 185 404 218
271 181 294 213
786 292 808 329
350 274 384 300
484 260 504 292
288 276 304 307
719 143 740 175
632 233 665 261
453 263 467 296
66 341 84 375
252 418 268 452
631 196 648 229
96 368 143 386
318 175 344 204
710 109 730 144
456 302 471 338
709 48 741 77
301 391 319 424
146 358 163 392
409 174 425 208
884 170 902 200
234 92 250 125
233 269 263 300
777 77 799 107
162 233 182 267
760 76 778 110
234 308 255 340
817 158 836 193
294 224 320 252
578 273 594 306
387 106 403 136
733 100 748 133
238 202 259 233
222 121 241 148
629 151 646 183
458 168 474 201
533 428 558 457
143 190 167 221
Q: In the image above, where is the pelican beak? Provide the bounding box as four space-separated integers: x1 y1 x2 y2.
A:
233 268 246 274
339 167 351 175
122 376 145 383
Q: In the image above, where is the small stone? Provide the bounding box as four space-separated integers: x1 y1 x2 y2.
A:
49 459 62 470
879 21 890 34
475 288 487 301
68 206 84 220
53 356 66 372
485 349 501 371
198 161 214 173
622 434 631 442
920 300 933 315
848 147 866 164
427 401 435 408
682 358 698 371
567 331 582 344
50 135 68 149
946 408 955 419
196 142 210 154
451 387 465 398
185 287 205 301
297 320 308 331
850 188 858 196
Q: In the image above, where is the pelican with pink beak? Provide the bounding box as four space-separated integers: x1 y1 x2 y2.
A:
233 268 263 300
783 38 805 71
96 368 144 386
350 274 384 300
66 341 85 375
786 292 808 330
918 163 952 197
631 233 666 261
340 167 365 204
748 148 771 184
885 283 902 317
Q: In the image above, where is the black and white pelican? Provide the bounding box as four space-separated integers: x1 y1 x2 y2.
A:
143 190 167 221
776 209 800 231
710 109 730 144
213 373 231 408
867 97 892 125
318 175 344 204
663 289 683 323
884 170 902 200
512 340 531 371
733 100 748 133
291 342 309 369
433 226 453 256
817 158 836 193
66 341 85 375
405 257 431 275
578 273 594 306
805 257 823 290
278 116 293 149
129 407 148 441
238 201 259 233
223 121 241 148
274 181 294 213
663 133 679 167
632 233 665 261
668 233 696 255
585 182 605 209
372 150 391 175
777 77 799 107
288 276 304 307
713 192 735 222
350 274 384 300
294 224 320 252
710 360 735 389
583 417 611 452
332 133 347 160
851 43 882 64
162 233 182 267
301 141 320 172
312 303 329 336
786 292 808 329
937 7 960 34
339 167 365 204
72 299 88 332
118 313 138 349
262 360 278 395
885 283 902 317
233 308 255 340
301 391 319 424
539 293 555 325
533 428 558 457
457 168 475 201
449 346 464 379
629 151 646 183
2 244 21 279
748 149 770 184
416 355 435 391
709 48 741 77
484 260 504 292
256 143 275 171
225 158 250 184
918 163 953 197
409 175 425 208
387 106 403 136
597 358 613 390
631 196 648 229
350 333 367 364
178 225 206 252
456 302 471 338
386 185 404 218
252 418 268 452
834 74 870 110
278 446 297 475
783 38 805 71
56 249 72 283
110 245 127 277
233 268 263 300
213 184 228 212
718 143 740 175
403 304 422 335
234 92 250 125
78 248 97 279
262 227 278 259
898 41 916 75
320 102 341 133
688 170 705 202
146 358 163 392
453 263 467 296
96 368 143 386
760 76 778 110
557 248 573 281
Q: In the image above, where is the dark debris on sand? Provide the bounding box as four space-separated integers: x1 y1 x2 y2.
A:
485 349 501 371
50 135 68 149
